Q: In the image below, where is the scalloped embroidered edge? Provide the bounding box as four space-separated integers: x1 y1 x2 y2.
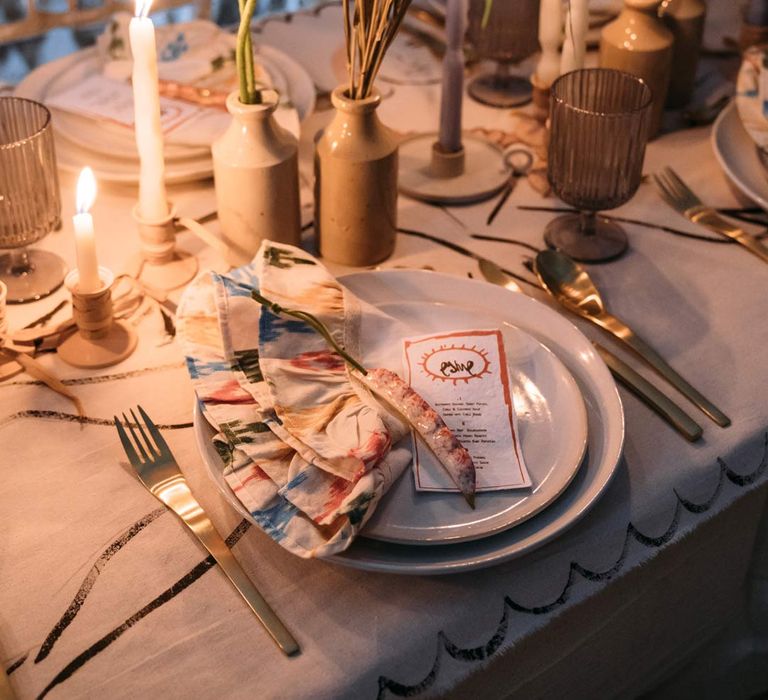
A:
377 432 768 699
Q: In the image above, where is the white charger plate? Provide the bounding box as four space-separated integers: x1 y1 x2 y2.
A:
15 43 314 184
360 304 588 545
194 271 624 574
712 100 768 211
39 48 299 160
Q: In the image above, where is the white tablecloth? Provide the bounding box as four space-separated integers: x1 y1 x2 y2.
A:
2 3 767 699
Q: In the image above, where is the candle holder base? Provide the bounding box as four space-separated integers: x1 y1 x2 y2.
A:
132 251 199 292
399 133 508 205
0 354 23 381
57 268 138 369
133 204 199 292
58 321 138 369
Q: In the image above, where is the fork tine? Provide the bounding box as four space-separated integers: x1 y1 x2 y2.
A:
653 173 679 210
138 404 171 456
664 167 696 197
115 415 143 468
124 411 151 462
663 167 701 208
660 167 687 202
130 408 161 459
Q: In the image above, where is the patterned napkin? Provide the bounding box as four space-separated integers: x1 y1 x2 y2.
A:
96 15 254 87
178 242 411 558
736 46 768 150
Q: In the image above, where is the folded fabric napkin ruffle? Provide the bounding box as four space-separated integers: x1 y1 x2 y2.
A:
178 242 410 557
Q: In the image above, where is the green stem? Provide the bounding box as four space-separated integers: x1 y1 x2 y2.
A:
251 291 368 376
236 0 258 104
481 0 492 28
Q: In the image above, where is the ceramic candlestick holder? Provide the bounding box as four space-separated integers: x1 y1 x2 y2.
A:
0 279 21 381
398 133 508 205
530 74 552 123
132 202 198 291
57 267 137 369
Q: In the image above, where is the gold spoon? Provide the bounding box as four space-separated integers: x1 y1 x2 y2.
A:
534 249 731 427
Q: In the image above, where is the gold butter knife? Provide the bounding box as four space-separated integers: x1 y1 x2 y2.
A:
115 406 300 656
594 343 703 442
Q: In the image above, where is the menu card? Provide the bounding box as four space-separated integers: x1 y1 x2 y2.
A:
403 329 531 492
46 74 199 134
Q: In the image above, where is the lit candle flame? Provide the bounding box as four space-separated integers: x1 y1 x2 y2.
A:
134 0 152 18
76 167 97 215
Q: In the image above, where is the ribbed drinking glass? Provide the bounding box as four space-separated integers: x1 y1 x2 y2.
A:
0 97 65 302
466 0 540 108
545 68 652 262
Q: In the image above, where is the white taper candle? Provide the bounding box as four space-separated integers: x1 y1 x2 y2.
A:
129 0 169 222
535 0 563 87
561 0 589 74
73 167 101 293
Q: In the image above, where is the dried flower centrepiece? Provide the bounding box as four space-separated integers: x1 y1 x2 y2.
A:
342 0 413 99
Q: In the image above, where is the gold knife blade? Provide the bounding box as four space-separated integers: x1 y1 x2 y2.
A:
594 343 703 442
478 258 523 294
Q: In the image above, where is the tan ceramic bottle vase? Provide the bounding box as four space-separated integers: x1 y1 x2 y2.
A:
662 0 706 107
314 87 398 266
212 90 301 266
599 0 673 136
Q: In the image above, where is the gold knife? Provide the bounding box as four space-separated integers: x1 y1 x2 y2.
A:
594 343 703 442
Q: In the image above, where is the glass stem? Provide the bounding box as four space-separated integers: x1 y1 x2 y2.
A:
5 247 32 276
580 211 597 237
495 61 511 84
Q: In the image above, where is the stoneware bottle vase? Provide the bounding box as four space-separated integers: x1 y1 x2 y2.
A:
599 0 673 137
314 87 398 267
212 90 301 266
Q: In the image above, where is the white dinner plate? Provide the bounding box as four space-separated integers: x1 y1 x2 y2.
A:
194 271 624 574
15 43 314 184
331 271 625 573
360 305 588 545
712 100 768 211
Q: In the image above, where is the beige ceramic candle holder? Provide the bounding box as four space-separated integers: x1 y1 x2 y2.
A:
398 133 508 205
132 202 198 291
57 267 137 369
530 74 552 124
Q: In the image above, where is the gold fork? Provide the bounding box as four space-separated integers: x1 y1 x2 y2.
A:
654 167 768 264
115 406 300 656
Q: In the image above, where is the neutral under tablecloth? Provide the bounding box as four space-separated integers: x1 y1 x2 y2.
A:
1 3 767 699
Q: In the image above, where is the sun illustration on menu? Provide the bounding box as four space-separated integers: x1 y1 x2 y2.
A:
419 343 492 385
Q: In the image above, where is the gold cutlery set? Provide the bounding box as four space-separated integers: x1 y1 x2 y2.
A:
112 168 758 654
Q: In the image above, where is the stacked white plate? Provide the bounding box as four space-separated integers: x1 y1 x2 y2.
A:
194 271 625 574
15 44 315 184
712 48 768 211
